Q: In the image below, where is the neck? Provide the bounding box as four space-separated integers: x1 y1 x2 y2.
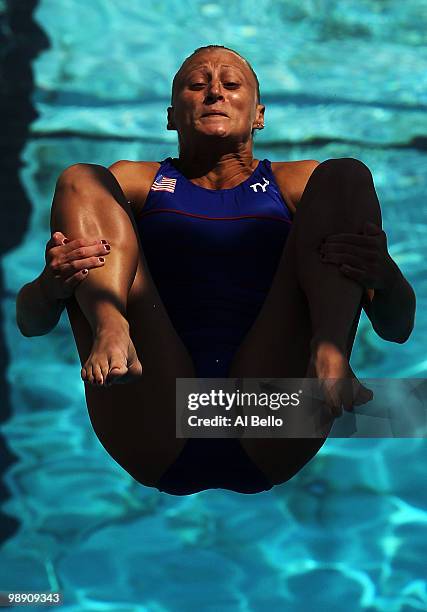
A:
176 142 256 188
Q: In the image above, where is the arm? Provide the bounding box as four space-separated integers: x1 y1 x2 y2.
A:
321 221 416 344
16 231 112 337
16 160 140 338
16 269 66 337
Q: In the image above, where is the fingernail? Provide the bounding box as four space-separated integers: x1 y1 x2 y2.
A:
101 239 108 244
82 269 88 274
104 244 111 251
62 238 69 244
98 257 105 263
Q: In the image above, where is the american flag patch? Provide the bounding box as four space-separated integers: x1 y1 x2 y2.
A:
150 174 177 193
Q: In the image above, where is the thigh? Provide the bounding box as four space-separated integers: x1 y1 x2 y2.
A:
65 244 196 488
229 222 312 380
231 241 364 484
229 222 335 486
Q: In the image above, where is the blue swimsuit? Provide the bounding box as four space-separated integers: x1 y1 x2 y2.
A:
136 157 293 495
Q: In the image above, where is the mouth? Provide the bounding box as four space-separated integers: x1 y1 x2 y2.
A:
201 112 228 117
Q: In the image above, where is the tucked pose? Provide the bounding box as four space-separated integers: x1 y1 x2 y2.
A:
16 45 416 495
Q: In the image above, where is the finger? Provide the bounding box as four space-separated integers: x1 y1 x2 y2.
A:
50 240 110 266
65 243 111 262
339 264 367 284
46 232 66 251
321 251 369 271
59 244 111 269
324 234 379 248
61 238 105 254
322 243 377 261
52 231 66 243
63 268 90 293
59 256 106 277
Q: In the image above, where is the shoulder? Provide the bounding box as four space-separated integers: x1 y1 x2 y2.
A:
270 159 320 215
108 160 161 217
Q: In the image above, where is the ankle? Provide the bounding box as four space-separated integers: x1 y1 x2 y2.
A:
95 312 129 336
310 335 347 357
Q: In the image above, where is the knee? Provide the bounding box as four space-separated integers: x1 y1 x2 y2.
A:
317 157 373 185
56 163 109 189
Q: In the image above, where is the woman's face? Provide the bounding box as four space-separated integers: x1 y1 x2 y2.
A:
167 49 265 147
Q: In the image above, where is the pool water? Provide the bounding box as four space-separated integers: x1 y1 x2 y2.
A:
1 0 426 610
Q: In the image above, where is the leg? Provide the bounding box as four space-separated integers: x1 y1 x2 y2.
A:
229 158 381 484
52 164 196 486
52 163 143 386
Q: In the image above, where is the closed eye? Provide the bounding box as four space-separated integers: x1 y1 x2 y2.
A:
190 82 240 88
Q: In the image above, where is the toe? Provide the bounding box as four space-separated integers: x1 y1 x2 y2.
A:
100 363 110 386
354 383 374 406
342 378 355 412
107 361 128 383
86 364 95 385
127 358 143 379
93 364 104 385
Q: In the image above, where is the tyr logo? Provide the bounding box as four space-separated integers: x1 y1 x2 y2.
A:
250 177 270 193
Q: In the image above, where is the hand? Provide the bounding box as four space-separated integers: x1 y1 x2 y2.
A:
319 221 396 291
41 231 111 301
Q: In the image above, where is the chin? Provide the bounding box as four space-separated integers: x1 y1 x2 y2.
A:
200 128 231 138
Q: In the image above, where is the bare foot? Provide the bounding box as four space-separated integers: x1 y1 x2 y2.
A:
81 321 143 387
306 341 373 417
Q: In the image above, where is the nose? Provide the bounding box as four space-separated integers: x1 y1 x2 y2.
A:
205 79 224 101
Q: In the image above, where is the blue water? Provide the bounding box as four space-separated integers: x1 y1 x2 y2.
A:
1 0 426 610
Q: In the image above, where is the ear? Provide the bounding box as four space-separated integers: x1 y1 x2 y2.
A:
167 106 175 130
253 104 265 129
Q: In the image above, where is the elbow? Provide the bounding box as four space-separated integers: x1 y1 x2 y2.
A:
375 323 414 344
16 323 32 338
395 326 414 344
393 335 407 344
16 315 33 338
15 299 29 337
379 298 416 344
16 321 46 338
390 320 415 344
396 303 416 344
15 298 34 338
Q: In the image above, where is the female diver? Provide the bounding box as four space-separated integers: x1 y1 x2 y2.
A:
16 45 416 495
